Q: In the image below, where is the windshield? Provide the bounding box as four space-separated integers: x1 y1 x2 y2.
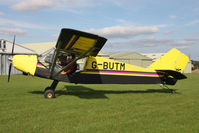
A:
38 48 86 72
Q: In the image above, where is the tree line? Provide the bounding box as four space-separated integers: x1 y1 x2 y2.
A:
192 60 199 70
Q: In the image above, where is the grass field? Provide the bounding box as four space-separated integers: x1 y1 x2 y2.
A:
0 74 199 133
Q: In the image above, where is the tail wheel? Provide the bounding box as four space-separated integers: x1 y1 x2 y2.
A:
44 88 55 99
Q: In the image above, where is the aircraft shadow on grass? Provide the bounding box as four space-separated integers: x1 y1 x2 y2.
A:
29 85 178 99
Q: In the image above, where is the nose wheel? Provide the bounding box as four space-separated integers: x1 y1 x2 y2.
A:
44 87 55 99
44 80 59 99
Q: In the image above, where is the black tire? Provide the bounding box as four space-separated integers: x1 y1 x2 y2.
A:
171 90 176 94
44 88 55 99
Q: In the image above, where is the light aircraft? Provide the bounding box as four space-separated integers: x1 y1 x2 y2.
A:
8 28 189 98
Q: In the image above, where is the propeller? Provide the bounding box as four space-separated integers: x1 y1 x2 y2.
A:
8 35 16 82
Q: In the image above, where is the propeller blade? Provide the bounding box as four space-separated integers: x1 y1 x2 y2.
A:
11 35 15 55
8 35 16 82
8 63 12 82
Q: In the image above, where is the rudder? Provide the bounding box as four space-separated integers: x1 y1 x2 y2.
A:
149 48 189 73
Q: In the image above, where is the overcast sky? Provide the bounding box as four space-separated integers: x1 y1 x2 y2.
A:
0 0 199 60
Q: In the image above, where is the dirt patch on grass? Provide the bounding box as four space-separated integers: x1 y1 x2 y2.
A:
192 69 199 74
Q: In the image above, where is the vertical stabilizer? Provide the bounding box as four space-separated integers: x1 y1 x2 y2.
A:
149 48 189 73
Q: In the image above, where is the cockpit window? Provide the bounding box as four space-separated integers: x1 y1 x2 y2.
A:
38 47 85 73
38 48 56 69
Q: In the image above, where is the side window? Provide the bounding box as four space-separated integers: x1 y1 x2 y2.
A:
44 54 53 64
3 40 6 49
0 40 2 49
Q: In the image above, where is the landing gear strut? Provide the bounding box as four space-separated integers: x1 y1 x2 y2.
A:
160 84 176 94
44 80 59 99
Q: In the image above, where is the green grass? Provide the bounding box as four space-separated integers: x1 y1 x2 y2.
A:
0 74 199 133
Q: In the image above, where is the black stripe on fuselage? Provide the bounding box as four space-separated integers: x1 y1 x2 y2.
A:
34 67 177 85
68 73 163 84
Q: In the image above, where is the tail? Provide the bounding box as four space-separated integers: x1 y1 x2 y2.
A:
149 48 189 73
149 48 189 84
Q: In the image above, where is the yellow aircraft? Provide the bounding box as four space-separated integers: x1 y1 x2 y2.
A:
8 29 189 98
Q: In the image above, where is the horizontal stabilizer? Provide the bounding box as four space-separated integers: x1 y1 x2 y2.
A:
157 70 187 80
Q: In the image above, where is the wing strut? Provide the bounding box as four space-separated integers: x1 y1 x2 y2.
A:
50 47 95 78
50 41 62 78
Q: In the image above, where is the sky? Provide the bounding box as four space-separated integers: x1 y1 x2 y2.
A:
0 0 199 60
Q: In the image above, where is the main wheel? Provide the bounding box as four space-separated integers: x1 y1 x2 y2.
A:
44 88 55 99
171 90 176 94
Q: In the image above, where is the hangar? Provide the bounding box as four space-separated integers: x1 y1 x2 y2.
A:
106 52 153 68
21 42 56 55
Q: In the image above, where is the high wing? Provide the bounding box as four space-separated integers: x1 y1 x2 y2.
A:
50 28 107 78
56 28 107 56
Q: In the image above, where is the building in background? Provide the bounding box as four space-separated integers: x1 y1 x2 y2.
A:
0 39 37 75
21 42 56 55
106 52 153 68
141 53 165 61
